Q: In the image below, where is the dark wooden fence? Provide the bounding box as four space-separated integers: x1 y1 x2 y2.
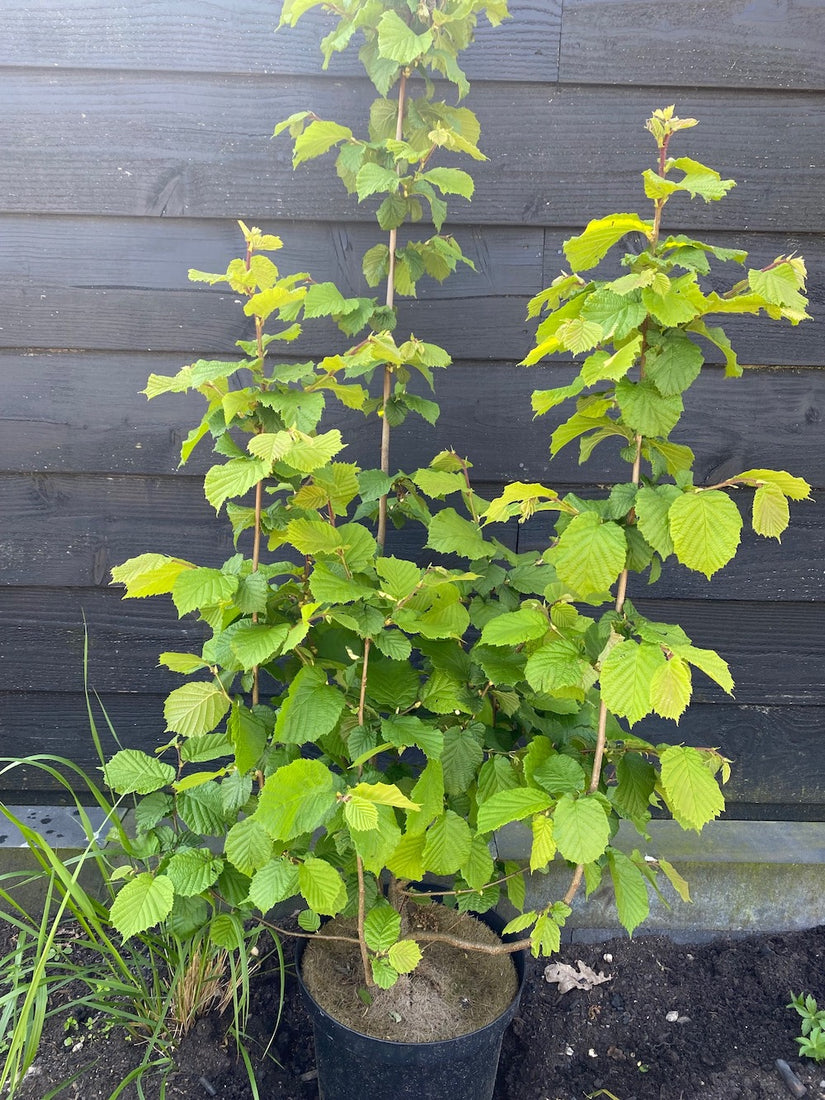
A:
1 0 822 817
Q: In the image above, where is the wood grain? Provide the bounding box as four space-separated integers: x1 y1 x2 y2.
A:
560 0 825 91
2 354 821 486
0 0 559 82
1 77 823 231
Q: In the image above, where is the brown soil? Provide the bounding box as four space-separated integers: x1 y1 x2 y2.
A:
301 907 518 1041
4 922 825 1100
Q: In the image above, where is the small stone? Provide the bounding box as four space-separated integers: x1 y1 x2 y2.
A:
610 993 625 1011
588 1048 598 1058
665 1010 679 1022
677 1015 691 1025
564 1044 574 1056
603 953 613 963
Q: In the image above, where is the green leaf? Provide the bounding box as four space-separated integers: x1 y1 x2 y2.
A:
377 10 433 63
735 469 811 501
387 831 426 879
479 607 548 647
309 562 375 604
660 745 725 831
364 905 401 952
225 817 273 877
230 623 290 668
650 656 692 722
293 120 353 167
227 702 268 774
530 814 556 871
477 756 520 803
476 788 553 834
103 750 175 795
554 512 627 597
298 857 346 915
607 849 649 935
177 782 226 835
370 956 399 989
461 834 495 890
166 848 223 897
255 758 339 841
532 755 587 797
274 667 345 745
422 166 475 200
751 482 790 540
601 640 666 727
111 553 189 599
426 508 490 559
668 490 742 577
388 939 423 974
351 805 402 876
553 794 611 864
248 857 300 912
441 726 484 796
670 156 736 202
614 378 683 437
658 857 691 903
204 458 268 513
164 682 230 739
582 290 646 341
613 754 657 826
422 810 472 875
564 214 652 272
356 162 400 202
645 331 704 397
110 874 174 939
634 485 681 558
375 556 421 600
670 644 734 695
171 568 237 617
406 760 444 836
525 637 589 694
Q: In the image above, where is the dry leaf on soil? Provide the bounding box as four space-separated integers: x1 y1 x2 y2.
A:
543 960 612 995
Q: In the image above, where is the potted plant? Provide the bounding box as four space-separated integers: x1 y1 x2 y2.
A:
100 3 810 1097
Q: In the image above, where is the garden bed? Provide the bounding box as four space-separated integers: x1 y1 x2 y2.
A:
7 921 824 1100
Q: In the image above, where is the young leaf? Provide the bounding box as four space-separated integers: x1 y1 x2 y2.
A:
553 794 611 865
530 813 556 871
255 758 339 842
668 490 742 577
554 512 627 597
564 214 652 272
103 749 176 796
600 640 666 727
164 682 231 739
607 849 650 935
109 874 175 939
225 817 274 878
298 857 347 915
274 666 345 745
248 857 300 913
752 482 790 540
364 905 402 953
650 655 692 722
421 810 472 874
166 848 223 897
660 745 726 831
476 788 553 834
388 939 423 974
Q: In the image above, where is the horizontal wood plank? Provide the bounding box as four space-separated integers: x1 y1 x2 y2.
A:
560 0 825 91
0 471 820 599
0 588 822 703
0 0 559 82
2 354 822 487
1 215 821 365
1 77 823 230
1 694 821 816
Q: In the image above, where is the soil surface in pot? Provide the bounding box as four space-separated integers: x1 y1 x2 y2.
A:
4 921 824 1099
300 906 518 1041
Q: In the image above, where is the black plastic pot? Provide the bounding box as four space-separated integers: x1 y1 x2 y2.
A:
296 907 526 1100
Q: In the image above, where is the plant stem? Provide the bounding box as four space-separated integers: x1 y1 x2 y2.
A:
377 71 407 552
356 855 374 987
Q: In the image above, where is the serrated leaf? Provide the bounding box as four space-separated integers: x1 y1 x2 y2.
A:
735 468 811 501
553 794 611 864
171 568 237 617
177 782 226 835
751 482 789 540
668 490 742 577
230 623 290 668
601 640 666 726
564 214 652 272
298 857 346 915
658 857 691 903
356 162 401 202
293 120 353 167
274 666 345 745
225 817 273 877
110 874 174 939
388 939 423 974
650 656 692 722
166 848 223 897
426 508 490 559
375 556 421 600
364 905 401 952
660 745 725 831
371 956 399 988
476 788 553 834
670 644 734 694
440 727 484 795
164 682 230 739
248 857 300 912
461 834 495 890
111 553 189 599
615 378 683 437
634 485 682 558
530 814 556 871
554 512 627 597
103 749 176 796
607 849 649 935
421 810 472 875
387 831 426 879
525 637 589 694
204 458 268 513
422 166 474 200
377 9 433 63
480 607 548 647
645 331 704 396
255 758 338 841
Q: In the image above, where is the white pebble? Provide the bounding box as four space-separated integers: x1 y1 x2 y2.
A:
666 1010 680 1022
